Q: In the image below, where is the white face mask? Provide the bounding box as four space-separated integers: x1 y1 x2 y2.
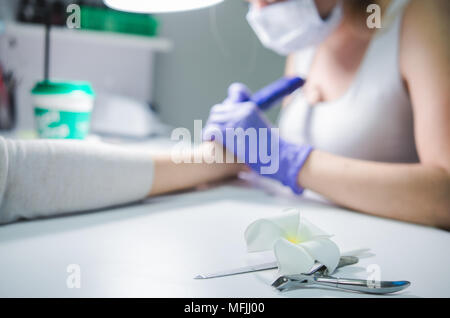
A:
246 0 343 55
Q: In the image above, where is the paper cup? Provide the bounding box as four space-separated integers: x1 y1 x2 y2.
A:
31 81 95 139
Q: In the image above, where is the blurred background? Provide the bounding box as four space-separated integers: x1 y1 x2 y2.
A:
0 0 285 139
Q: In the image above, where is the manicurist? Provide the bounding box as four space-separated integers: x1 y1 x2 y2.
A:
0 0 448 228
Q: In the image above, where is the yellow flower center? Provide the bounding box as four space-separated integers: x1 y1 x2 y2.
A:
286 236 301 244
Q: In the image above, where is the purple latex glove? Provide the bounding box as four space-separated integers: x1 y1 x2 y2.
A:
203 83 313 194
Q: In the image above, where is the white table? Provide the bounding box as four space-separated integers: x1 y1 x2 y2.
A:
0 178 449 298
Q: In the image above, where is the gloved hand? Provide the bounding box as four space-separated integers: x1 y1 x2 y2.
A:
203 83 313 194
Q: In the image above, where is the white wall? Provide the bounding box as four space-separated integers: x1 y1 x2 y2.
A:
153 0 286 130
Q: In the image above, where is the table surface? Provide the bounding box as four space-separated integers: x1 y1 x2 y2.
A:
1 176 449 298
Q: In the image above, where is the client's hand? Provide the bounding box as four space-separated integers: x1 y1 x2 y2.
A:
203 83 313 194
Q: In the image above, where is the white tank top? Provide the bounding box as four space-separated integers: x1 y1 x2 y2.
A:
278 0 418 163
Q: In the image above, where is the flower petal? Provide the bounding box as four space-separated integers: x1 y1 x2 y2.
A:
273 238 315 275
297 217 331 242
244 219 285 252
245 210 302 252
272 209 301 238
300 237 340 274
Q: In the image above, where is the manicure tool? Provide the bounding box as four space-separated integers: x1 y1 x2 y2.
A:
250 76 305 110
272 269 411 294
194 255 358 280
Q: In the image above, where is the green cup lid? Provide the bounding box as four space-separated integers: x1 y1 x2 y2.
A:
31 80 95 96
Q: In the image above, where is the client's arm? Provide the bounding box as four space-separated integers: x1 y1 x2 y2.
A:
0 138 242 224
150 142 243 196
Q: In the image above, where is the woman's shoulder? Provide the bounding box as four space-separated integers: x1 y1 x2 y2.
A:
399 0 449 81
402 0 448 34
400 0 449 61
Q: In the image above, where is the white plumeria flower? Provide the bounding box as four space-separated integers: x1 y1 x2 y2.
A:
244 209 340 275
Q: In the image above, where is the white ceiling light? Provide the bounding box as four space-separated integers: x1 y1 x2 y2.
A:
103 0 224 14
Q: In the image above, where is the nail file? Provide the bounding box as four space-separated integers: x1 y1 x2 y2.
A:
251 76 305 110
194 256 358 280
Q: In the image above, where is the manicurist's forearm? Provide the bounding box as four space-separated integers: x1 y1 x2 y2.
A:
298 150 450 228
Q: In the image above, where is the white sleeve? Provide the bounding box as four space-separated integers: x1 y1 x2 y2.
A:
0 137 154 224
